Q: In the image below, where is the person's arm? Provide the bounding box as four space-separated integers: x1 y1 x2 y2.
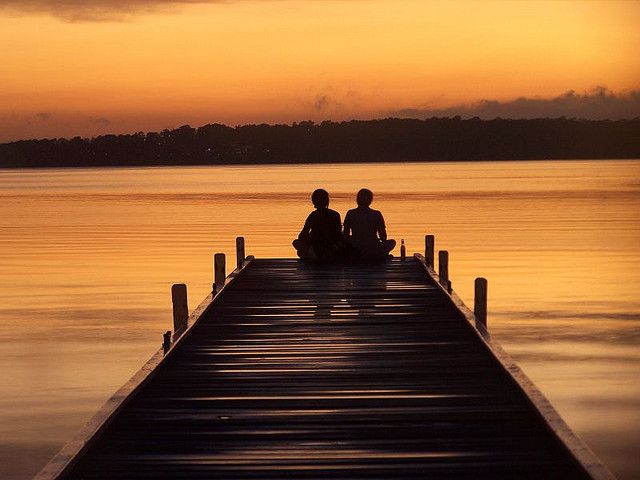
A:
376 211 387 241
298 213 313 241
342 211 352 239
333 211 343 240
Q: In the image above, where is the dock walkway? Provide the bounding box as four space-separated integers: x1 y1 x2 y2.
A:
37 256 612 479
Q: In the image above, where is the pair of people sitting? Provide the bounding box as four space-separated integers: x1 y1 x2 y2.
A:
292 188 396 262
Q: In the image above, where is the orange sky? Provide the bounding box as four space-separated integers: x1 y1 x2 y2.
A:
1 0 639 141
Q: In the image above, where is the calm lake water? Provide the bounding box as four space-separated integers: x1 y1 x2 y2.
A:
1 160 639 479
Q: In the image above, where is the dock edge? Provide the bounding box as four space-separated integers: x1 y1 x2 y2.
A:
413 252 616 480
32 256 256 480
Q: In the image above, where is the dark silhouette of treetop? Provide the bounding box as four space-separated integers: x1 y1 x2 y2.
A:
1 118 638 168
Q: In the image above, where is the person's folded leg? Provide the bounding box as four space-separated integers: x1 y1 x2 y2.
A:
382 239 396 254
293 239 311 259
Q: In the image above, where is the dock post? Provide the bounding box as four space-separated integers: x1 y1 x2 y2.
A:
236 237 245 269
474 277 488 327
438 250 449 290
425 235 435 268
162 330 172 352
171 284 189 335
214 253 226 292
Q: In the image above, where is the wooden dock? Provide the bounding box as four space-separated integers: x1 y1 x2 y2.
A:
36 246 614 479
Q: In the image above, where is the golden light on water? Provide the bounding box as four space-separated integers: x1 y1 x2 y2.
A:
1 161 640 478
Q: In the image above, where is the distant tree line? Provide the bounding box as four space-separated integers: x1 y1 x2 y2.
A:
1 117 639 168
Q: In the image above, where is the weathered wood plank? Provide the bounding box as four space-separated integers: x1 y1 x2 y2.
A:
33 258 255 480
36 257 611 480
413 253 614 480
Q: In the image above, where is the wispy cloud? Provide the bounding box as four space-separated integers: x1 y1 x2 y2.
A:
0 0 215 22
312 95 330 113
308 86 362 116
390 87 640 121
35 112 52 122
0 112 120 141
90 116 111 126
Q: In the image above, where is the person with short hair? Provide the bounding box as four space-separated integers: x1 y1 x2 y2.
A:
343 188 396 260
293 189 344 262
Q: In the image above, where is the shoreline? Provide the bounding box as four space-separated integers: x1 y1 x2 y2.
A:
1 156 640 171
2 118 639 169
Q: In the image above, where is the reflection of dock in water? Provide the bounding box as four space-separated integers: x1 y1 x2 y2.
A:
36 237 613 479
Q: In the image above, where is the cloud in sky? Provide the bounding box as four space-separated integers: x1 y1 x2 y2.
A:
0 0 214 22
308 86 363 117
312 95 330 113
35 112 52 122
90 116 111 126
390 88 640 121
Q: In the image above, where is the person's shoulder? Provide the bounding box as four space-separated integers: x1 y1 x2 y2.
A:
327 208 341 218
345 208 357 217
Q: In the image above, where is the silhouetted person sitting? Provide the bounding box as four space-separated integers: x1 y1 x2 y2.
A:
293 189 344 262
343 188 396 260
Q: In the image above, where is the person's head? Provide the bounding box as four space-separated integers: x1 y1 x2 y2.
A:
311 188 330 209
356 188 373 207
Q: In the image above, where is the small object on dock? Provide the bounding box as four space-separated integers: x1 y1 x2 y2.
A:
438 250 449 289
236 237 245 269
447 279 452 293
161 330 171 352
171 284 189 335
475 277 488 327
425 234 435 268
400 239 406 260
214 253 226 292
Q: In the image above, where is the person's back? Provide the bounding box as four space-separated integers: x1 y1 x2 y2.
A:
343 188 396 260
304 207 342 258
293 189 344 262
344 206 385 256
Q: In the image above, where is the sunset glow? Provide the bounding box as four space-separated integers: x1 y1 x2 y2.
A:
1 0 639 140
2 3 640 478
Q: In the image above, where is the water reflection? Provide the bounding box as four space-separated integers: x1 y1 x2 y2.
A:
0 160 639 479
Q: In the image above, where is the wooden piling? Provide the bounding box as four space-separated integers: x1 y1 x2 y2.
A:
438 250 449 290
474 277 488 327
162 330 172 351
425 235 435 268
214 253 226 292
171 284 189 335
236 237 245 269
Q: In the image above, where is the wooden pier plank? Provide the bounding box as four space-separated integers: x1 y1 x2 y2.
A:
48 258 607 479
